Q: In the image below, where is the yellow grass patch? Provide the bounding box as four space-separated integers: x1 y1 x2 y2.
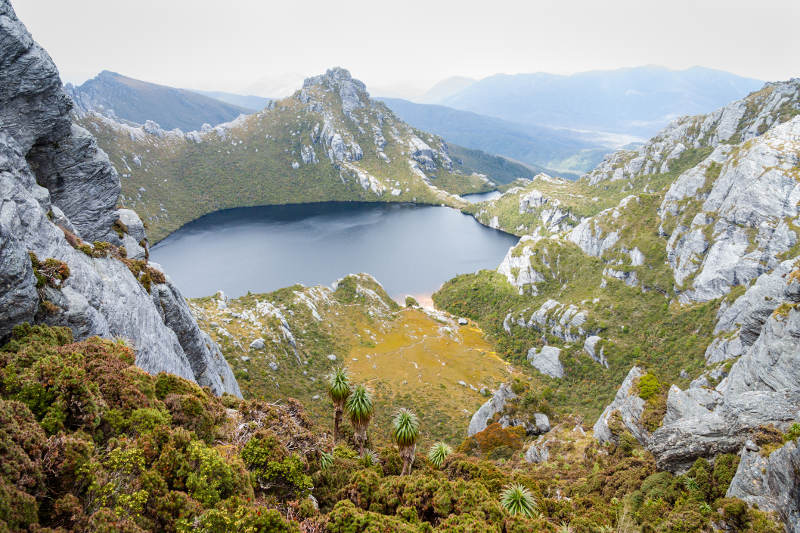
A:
348 309 515 445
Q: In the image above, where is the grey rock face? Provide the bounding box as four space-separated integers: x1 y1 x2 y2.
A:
116 208 147 259
497 240 544 294
505 298 592 344
528 346 564 379
568 217 620 258
524 435 551 463
117 208 146 242
704 260 800 364
0 218 38 340
662 117 800 303
26 124 121 243
648 300 800 473
593 366 648 445
0 1 239 396
150 280 241 396
467 383 517 436
727 440 800 533
583 335 608 367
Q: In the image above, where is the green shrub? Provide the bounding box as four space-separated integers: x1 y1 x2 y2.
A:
240 430 312 498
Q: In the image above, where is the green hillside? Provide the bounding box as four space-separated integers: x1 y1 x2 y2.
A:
79 68 492 242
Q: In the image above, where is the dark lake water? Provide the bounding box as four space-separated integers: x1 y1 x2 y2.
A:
462 190 502 203
150 202 518 299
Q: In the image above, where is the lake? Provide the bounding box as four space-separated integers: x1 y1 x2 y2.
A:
150 202 518 299
461 190 502 203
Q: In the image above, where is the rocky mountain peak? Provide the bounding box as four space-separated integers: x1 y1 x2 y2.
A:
299 67 368 116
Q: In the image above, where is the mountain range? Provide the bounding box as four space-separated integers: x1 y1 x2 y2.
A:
432 66 764 137
65 70 252 131
2 0 800 531
74 68 514 241
380 97 604 175
189 89 272 111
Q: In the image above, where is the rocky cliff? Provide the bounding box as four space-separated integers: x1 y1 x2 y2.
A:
0 0 239 396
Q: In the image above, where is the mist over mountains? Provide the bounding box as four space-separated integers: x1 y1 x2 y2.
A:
428 66 763 137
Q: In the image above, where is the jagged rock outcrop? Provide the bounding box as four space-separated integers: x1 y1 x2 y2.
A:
583 335 608 367
704 260 800 364
661 117 800 303
568 214 620 257
524 434 551 463
0 0 239 396
585 79 800 186
648 291 800 473
497 238 544 294
593 366 648 445
726 440 800 532
0 220 38 338
467 383 516 436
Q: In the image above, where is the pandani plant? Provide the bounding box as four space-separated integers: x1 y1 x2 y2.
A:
500 483 537 517
392 408 420 475
427 441 452 468
326 367 351 443
345 384 373 454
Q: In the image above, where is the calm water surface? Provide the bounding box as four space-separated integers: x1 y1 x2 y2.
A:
151 202 518 298
461 190 502 203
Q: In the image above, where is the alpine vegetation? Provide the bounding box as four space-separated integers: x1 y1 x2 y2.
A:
500 483 538 517
345 384 374 455
327 366 351 443
392 408 421 475
427 441 453 468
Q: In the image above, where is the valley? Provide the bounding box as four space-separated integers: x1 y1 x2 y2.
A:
2 1 800 531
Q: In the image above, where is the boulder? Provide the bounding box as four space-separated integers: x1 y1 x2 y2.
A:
467 383 517 437
249 338 266 350
533 413 550 434
528 346 564 379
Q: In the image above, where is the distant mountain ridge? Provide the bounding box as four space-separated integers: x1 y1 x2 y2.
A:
189 89 272 111
435 66 763 137
380 97 605 175
65 71 251 131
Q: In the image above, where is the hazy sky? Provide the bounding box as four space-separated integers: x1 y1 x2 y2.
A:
11 0 800 98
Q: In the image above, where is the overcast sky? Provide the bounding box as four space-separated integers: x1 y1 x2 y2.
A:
11 0 800 98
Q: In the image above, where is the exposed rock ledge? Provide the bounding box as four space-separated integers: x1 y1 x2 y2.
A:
0 0 239 396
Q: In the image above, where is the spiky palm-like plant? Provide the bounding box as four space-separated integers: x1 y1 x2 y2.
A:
345 384 373 454
500 483 537 517
319 451 334 470
392 408 420 475
427 442 452 468
327 367 351 443
359 449 380 467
